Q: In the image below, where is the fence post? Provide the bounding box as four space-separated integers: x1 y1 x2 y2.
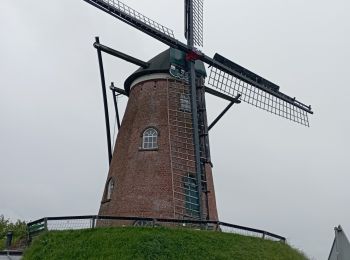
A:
6 231 13 249
215 221 220 231
262 231 266 240
91 216 96 229
44 218 48 231
27 225 31 244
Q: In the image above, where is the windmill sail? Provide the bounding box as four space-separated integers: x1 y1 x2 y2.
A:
207 53 312 126
83 0 313 127
193 0 204 47
84 0 175 38
185 0 204 47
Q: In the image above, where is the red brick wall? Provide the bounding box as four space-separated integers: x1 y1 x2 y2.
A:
98 77 218 220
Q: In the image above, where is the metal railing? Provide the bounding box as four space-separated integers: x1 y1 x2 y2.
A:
27 215 286 243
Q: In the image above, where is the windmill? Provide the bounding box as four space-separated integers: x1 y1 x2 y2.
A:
83 0 313 221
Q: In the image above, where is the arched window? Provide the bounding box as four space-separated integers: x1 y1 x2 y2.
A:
142 128 158 149
106 179 114 200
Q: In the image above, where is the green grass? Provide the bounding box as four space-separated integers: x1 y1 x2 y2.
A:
23 227 307 260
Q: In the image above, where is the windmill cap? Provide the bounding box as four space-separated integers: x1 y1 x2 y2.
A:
124 48 206 94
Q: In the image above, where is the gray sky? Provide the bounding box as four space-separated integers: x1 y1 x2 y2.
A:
0 0 349 259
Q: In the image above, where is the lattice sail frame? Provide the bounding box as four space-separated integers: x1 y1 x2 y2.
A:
193 0 204 47
99 0 175 38
208 67 310 127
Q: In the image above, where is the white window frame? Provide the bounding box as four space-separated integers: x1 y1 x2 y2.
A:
106 179 114 200
142 128 158 149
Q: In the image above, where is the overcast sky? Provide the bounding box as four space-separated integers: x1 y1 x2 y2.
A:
0 0 349 259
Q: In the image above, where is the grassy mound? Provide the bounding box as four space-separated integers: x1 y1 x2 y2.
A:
24 227 307 260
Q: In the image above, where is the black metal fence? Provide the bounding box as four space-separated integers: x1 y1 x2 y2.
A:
27 215 286 243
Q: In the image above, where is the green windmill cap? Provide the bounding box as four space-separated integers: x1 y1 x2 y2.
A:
124 48 206 94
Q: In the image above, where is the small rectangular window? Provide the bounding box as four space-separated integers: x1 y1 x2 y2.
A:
180 94 191 112
183 173 200 218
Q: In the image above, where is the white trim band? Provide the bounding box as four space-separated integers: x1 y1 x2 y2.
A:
130 73 171 90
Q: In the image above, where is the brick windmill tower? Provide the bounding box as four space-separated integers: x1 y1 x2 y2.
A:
98 48 218 220
84 0 313 222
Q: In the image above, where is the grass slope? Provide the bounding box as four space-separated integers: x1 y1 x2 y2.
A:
24 227 307 260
